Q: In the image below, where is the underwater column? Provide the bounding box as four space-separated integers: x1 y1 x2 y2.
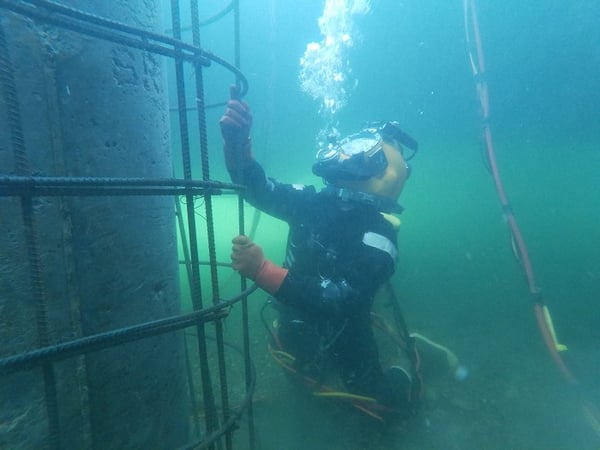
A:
0 1 189 449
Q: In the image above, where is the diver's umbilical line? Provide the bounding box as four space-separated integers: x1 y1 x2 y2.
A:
463 0 600 438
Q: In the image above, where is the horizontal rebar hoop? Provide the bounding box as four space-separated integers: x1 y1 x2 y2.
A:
0 175 244 196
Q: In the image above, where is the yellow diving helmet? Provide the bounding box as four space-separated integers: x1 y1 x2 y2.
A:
312 122 418 201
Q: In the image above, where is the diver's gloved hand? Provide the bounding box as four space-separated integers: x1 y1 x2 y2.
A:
220 85 253 171
230 235 288 295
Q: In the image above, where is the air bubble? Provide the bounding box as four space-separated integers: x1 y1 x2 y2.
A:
299 0 371 119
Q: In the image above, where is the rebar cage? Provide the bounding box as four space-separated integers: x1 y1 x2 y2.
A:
0 1 256 449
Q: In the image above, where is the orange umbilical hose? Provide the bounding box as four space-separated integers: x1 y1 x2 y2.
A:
463 0 598 438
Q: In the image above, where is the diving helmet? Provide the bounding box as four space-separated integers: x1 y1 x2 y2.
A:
312 121 418 200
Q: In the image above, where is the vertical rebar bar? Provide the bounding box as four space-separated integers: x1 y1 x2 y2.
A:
176 198 202 438
0 20 61 450
189 1 233 449
232 1 257 448
170 1 219 447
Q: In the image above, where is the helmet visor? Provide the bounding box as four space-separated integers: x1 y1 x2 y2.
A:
338 130 382 157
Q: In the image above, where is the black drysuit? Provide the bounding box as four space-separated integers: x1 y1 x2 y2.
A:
232 159 404 406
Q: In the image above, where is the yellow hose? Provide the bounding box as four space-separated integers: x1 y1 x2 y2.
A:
542 305 568 352
313 391 377 402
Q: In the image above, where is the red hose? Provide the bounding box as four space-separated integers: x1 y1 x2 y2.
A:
465 0 544 337
463 0 599 437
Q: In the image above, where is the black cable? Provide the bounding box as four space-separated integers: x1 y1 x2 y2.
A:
259 300 279 346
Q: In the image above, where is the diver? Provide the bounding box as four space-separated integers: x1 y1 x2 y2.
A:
221 86 421 419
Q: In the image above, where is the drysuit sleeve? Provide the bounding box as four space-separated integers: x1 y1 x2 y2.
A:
229 159 317 222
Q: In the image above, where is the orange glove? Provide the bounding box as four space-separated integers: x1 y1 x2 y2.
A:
230 235 288 295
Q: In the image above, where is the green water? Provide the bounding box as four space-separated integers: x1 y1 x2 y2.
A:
169 1 600 448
